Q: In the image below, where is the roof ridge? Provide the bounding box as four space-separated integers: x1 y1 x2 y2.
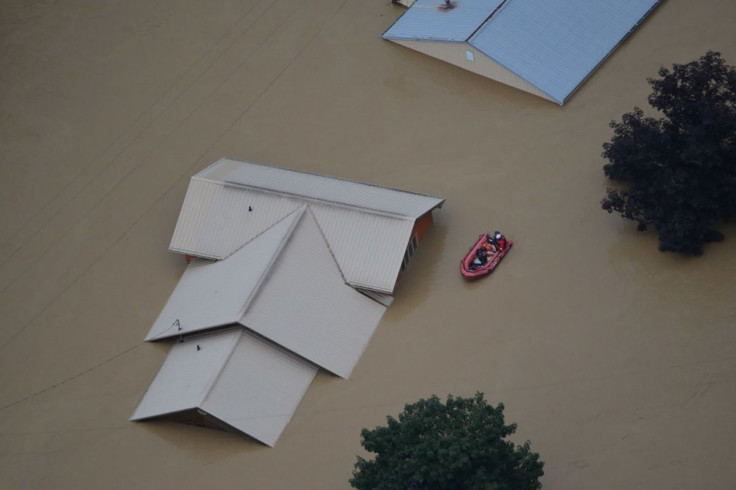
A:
466 0 509 42
197 328 243 408
235 206 307 320
214 157 444 201
303 204 349 286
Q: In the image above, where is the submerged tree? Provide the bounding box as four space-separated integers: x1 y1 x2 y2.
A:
601 51 736 255
350 393 544 490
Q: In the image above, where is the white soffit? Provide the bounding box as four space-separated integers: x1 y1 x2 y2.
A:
241 209 387 379
146 209 304 341
131 329 318 447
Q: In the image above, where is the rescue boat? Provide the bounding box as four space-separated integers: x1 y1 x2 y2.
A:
460 233 513 279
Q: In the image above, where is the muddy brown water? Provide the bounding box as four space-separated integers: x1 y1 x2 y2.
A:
1 0 735 488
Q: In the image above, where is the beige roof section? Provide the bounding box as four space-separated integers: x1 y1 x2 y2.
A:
169 158 444 293
241 208 387 378
146 208 304 341
148 207 388 378
309 202 414 292
170 179 304 260
131 328 318 447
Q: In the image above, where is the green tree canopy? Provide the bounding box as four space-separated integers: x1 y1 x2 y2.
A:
350 393 544 490
601 51 736 255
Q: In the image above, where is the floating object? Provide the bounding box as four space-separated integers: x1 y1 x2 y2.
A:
460 233 512 279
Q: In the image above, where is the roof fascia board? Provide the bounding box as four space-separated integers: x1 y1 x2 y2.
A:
383 37 467 43
145 316 241 342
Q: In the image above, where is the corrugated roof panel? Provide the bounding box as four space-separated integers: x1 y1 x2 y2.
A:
132 329 318 446
146 210 303 341
241 209 387 378
310 203 414 293
382 0 504 42
198 158 444 219
470 0 659 104
169 179 219 257
170 179 303 259
202 331 318 447
131 329 241 420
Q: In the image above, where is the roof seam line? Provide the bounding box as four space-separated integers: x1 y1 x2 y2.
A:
465 0 509 42
236 206 307 320
304 204 350 285
197 327 242 407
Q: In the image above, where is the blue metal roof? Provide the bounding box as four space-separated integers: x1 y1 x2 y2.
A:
382 0 659 104
382 0 504 43
470 0 659 104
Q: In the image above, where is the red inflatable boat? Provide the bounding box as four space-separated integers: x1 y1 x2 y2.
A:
460 233 513 279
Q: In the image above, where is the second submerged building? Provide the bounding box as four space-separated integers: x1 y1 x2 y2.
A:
383 0 660 105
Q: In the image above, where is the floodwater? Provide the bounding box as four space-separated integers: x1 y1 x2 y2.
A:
1 0 735 488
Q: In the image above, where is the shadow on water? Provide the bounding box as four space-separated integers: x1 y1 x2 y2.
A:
606 222 736 300
138 419 262 461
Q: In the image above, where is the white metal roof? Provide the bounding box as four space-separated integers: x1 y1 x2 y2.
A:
131 328 318 446
146 209 304 341
169 158 442 293
308 202 414 293
170 178 304 260
383 0 660 104
148 207 388 378
240 208 388 379
382 0 503 42
470 0 660 104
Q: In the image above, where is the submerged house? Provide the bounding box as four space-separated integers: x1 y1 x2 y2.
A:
132 158 444 445
382 0 660 105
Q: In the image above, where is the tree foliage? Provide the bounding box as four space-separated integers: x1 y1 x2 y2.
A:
601 51 736 255
350 393 544 490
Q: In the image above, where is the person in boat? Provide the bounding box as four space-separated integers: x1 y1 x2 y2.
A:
472 247 488 268
495 232 508 251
